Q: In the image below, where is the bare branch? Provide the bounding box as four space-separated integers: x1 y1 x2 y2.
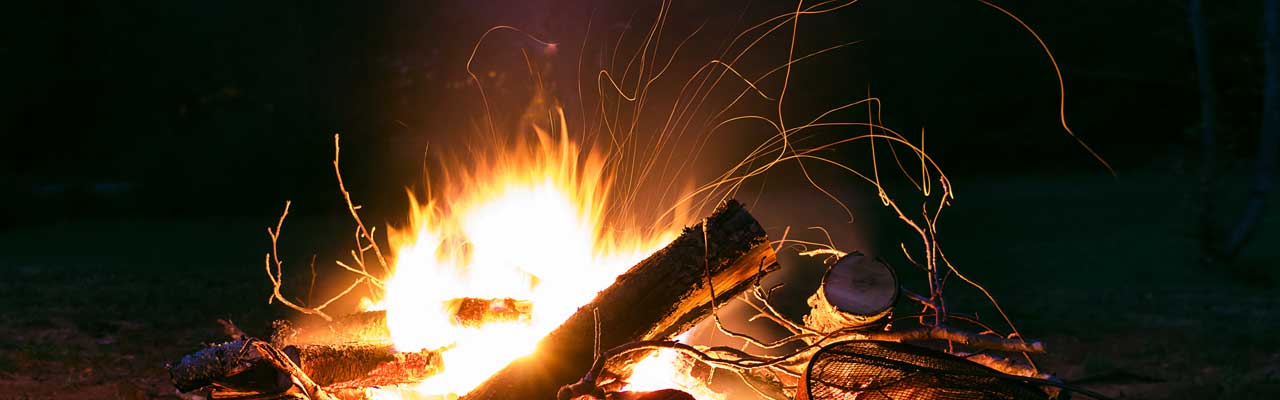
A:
332 134 391 276
264 201 372 322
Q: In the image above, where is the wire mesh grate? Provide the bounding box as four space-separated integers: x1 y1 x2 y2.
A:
802 340 1048 400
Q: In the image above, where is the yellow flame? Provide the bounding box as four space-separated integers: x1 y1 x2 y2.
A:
622 333 725 400
375 109 695 397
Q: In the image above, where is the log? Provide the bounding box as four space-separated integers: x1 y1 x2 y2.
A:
463 199 778 399
169 339 293 394
271 312 392 348
322 348 442 389
449 297 534 327
168 338 337 400
803 252 897 333
268 298 520 389
283 343 441 388
271 297 531 346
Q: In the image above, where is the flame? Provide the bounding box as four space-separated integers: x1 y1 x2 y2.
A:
621 334 725 400
373 109 700 397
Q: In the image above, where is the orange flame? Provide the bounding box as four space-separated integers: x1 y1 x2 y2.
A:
621 333 725 400
368 108 707 398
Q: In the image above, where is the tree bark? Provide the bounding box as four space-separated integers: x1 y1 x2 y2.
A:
271 311 391 348
462 199 778 399
168 339 337 400
1189 0 1222 266
1222 0 1280 260
284 343 441 387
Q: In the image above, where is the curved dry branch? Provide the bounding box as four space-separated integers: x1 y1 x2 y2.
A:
264 201 376 322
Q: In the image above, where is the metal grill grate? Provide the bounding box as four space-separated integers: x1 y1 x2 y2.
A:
802 340 1048 400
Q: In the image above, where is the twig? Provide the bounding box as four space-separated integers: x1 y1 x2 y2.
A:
825 325 1044 354
216 319 247 341
332 134 391 276
264 201 369 322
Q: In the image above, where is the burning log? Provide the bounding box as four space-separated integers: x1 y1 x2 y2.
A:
464 200 778 399
284 343 441 387
449 297 534 327
271 297 532 347
322 349 443 388
268 298 526 388
269 312 426 389
803 253 898 333
271 312 392 348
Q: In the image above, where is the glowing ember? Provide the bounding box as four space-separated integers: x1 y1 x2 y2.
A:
370 115 692 397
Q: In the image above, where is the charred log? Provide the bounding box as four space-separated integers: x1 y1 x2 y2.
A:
271 311 392 349
322 349 443 389
449 297 534 327
168 338 336 400
283 343 441 388
271 297 533 347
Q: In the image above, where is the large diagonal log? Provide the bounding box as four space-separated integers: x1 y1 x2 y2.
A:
463 199 778 399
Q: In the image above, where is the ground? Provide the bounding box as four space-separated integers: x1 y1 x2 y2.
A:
0 169 1277 399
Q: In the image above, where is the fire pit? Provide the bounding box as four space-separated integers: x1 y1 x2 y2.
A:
165 1 1111 399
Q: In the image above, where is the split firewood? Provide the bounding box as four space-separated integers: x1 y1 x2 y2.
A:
271 312 392 348
803 252 898 334
283 343 441 387
464 200 778 399
271 297 533 347
321 348 443 389
449 297 534 327
268 298 520 389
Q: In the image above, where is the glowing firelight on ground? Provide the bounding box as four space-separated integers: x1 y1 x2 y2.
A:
364 111 714 398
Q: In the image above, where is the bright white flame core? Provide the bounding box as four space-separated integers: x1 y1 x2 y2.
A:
622 333 726 400
376 121 698 397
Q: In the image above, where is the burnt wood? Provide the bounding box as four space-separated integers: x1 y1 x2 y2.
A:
285 343 441 387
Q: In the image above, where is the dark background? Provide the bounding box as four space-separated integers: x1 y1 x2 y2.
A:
3 0 1257 224
1 1 1277 398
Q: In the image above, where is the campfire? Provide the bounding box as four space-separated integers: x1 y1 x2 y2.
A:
167 2 1113 400
178 145 780 399
167 131 1071 399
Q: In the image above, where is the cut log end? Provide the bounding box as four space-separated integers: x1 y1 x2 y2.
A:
804 252 898 333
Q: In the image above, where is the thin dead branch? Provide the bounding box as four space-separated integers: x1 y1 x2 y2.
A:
332 134 391 277
265 201 370 322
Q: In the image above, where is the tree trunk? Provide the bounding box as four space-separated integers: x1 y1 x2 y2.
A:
1221 0 1280 260
462 200 778 399
1189 0 1221 266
